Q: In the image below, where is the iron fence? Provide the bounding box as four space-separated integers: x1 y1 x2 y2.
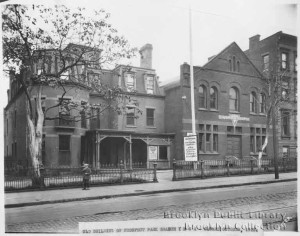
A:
5 162 157 191
172 158 297 181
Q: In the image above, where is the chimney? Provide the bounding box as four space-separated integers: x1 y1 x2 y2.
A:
139 44 153 69
249 34 260 50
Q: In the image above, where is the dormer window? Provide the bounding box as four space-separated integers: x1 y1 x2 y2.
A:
146 76 154 94
125 73 135 92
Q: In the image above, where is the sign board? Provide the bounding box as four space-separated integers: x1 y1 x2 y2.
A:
184 135 198 161
187 132 196 136
148 146 158 160
219 114 250 128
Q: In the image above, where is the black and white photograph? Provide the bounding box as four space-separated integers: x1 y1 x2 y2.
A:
1 0 298 235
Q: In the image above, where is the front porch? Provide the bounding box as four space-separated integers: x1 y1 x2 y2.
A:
82 130 174 169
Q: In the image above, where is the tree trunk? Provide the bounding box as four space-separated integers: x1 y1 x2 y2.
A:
27 86 45 187
258 133 268 170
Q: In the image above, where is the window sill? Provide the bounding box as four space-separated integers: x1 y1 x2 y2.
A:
281 136 291 140
250 113 266 117
198 108 208 111
199 152 219 155
126 125 137 128
146 126 156 129
251 152 267 156
229 111 240 114
209 109 219 112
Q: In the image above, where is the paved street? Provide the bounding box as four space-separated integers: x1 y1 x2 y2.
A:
6 181 297 233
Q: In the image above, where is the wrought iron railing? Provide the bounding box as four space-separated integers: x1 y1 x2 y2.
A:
5 162 157 191
172 158 297 181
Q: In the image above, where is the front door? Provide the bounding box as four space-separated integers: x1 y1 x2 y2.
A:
227 135 241 158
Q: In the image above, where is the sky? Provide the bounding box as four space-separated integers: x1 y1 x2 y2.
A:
1 0 298 92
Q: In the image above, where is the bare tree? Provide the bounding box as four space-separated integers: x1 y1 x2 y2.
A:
3 5 138 182
257 68 292 171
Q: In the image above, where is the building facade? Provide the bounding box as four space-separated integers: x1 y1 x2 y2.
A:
4 44 174 169
163 42 274 161
245 31 297 158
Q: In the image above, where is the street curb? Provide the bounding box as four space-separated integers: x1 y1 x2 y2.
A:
5 178 297 209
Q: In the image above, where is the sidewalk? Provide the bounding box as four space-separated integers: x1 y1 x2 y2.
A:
5 171 297 208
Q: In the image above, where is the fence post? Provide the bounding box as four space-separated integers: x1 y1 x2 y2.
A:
283 158 286 172
226 160 230 177
39 165 45 189
250 159 254 175
200 160 204 179
172 159 177 181
153 162 158 182
120 160 124 184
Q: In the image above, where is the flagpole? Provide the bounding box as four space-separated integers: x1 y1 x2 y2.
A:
189 6 196 135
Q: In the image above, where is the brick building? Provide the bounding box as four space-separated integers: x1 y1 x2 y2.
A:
4 44 174 169
163 42 274 161
245 31 297 158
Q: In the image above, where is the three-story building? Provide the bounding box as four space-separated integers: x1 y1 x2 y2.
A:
4 44 174 169
245 31 297 158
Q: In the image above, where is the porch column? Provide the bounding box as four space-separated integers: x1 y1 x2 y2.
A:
129 135 132 170
167 146 171 168
92 134 96 167
123 141 127 169
96 140 101 169
146 144 149 169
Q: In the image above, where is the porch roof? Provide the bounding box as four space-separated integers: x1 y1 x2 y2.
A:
88 129 175 138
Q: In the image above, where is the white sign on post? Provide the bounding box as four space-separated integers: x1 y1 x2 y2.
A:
184 135 198 161
148 146 158 160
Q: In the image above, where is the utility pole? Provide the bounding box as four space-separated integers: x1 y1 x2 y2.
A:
189 6 196 135
271 74 279 179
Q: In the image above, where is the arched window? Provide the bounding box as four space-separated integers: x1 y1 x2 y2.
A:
229 87 239 111
199 85 207 108
229 59 232 71
237 61 240 72
259 93 266 113
210 87 218 109
250 92 257 113
233 56 236 71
